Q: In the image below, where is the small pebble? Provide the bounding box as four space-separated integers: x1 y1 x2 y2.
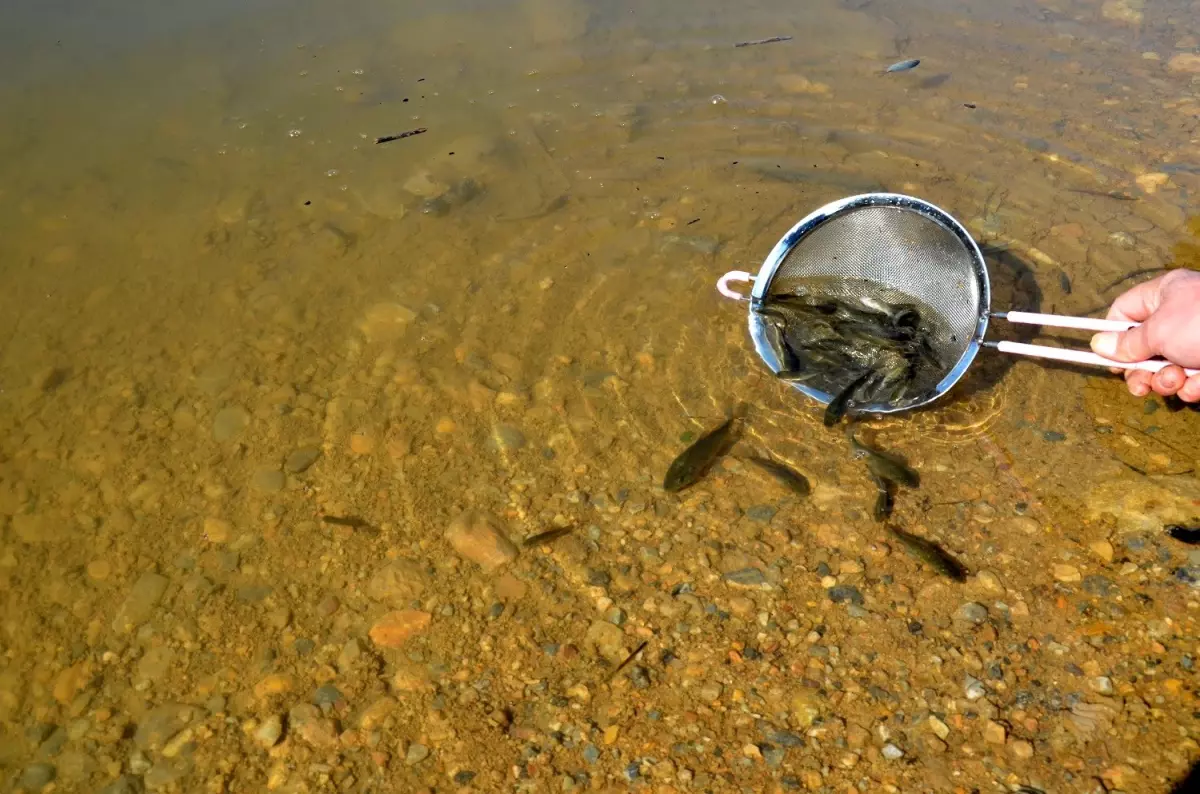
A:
724 567 767 587
253 716 282 749
405 742 430 765
983 720 1006 743
955 602 988 624
745 504 777 522
284 446 321 473
827 585 863 605
252 467 285 492
1053 563 1082 583
881 744 904 760
19 764 56 790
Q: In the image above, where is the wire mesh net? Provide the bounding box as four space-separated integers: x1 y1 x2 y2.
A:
757 203 986 407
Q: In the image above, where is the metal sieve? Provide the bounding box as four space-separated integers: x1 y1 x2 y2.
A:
717 193 991 414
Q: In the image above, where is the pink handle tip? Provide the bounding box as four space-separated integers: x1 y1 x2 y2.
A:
717 270 753 301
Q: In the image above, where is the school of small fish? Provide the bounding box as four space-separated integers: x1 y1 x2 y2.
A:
661 401 967 583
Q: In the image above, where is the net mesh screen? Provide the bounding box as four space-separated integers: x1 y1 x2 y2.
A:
762 204 983 403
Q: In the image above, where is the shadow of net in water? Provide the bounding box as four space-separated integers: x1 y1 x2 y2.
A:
942 244 1043 404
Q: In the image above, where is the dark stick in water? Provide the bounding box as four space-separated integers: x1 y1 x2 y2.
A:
375 128 428 144
610 641 649 679
734 35 792 47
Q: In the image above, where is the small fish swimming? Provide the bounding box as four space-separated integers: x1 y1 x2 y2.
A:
885 58 920 73
888 526 968 581
746 455 811 497
663 407 745 492
848 431 919 488
523 527 575 547
1166 524 1200 545
871 474 894 521
824 371 872 427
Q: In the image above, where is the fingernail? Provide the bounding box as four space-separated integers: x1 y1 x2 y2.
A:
1092 332 1118 358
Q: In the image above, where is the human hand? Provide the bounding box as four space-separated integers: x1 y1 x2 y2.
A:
1090 269 1200 401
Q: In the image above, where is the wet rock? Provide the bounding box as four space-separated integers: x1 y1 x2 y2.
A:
955 602 988 624
1069 700 1117 735
723 567 767 587
212 406 249 442
697 681 723 702
288 704 338 747
827 585 863 605
745 504 777 522
420 178 483 217
99 776 145 794
405 742 430 765
358 303 416 342
135 646 175 685
444 510 518 572
1009 739 1034 760
1084 475 1200 533
112 572 170 633
254 715 282 748
881 744 904 760
1089 540 1114 562
18 763 56 790
284 446 321 473
927 716 950 740
252 467 285 492
583 744 600 764
1101 0 1143 26
489 423 526 452
366 559 427 605
336 639 361 673
584 620 626 663
313 684 345 711
1053 563 1082 583
1167 52 1200 74
1090 676 1114 695
983 720 1006 743
134 703 200 751
1082 574 1115 597
974 570 1004 594
368 610 432 648
964 675 986 700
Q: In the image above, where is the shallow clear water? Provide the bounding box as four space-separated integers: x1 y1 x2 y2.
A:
2 1 1199 792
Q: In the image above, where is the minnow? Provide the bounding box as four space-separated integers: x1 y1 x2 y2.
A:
663 406 746 492
745 455 811 497
885 58 920 73
888 526 968 581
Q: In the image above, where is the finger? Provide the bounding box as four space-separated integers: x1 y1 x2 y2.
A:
1151 365 1185 396
1106 275 1167 323
1178 374 1200 403
1125 369 1153 397
1092 322 1159 362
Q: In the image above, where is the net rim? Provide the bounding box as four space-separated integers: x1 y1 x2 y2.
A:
745 192 992 414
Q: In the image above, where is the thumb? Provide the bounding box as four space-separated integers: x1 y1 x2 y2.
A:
1091 324 1157 362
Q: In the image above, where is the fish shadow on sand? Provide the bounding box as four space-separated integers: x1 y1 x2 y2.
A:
916 73 951 89
943 245 1043 403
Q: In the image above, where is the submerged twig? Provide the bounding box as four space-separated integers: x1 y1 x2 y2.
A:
610 641 649 679
734 35 792 48
375 128 427 144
